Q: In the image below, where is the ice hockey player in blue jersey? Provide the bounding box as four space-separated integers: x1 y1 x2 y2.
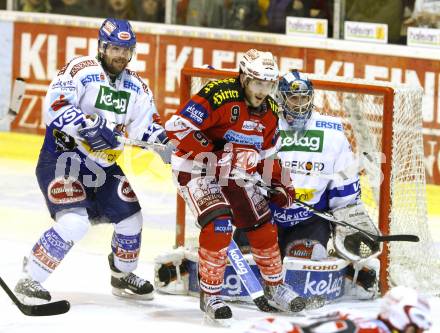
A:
234 70 382 301
14 18 170 304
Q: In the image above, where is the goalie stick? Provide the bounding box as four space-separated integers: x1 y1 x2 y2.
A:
231 171 419 243
0 277 70 316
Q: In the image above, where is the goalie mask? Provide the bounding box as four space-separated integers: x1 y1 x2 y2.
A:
276 70 314 135
379 286 432 333
98 18 136 76
239 49 279 110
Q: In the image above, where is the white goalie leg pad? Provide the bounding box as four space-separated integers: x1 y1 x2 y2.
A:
332 203 382 261
344 257 380 300
154 247 189 295
283 256 350 302
112 211 143 273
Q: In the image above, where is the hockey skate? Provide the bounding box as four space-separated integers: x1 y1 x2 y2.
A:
200 291 233 325
108 253 154 300
14 277 51 305
264 284 306 313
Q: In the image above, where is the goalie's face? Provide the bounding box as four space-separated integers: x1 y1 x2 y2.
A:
276 71 314 134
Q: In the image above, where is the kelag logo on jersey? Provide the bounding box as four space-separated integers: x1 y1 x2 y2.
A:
95 86 130 114
280 130 324 152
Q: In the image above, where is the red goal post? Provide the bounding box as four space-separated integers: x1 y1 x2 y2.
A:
175 66 438 295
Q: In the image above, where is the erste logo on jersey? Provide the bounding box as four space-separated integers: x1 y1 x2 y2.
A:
81 73 105 86
95 86 131 114
316 120 343 131
279 130 324 152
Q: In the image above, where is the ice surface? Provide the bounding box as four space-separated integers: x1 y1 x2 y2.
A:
0 155 439 333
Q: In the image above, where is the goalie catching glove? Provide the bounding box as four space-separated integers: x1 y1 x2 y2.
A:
332 203 382 262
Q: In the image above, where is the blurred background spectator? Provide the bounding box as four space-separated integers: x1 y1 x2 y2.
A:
0 0 6 9
9 0 422 45
20 0 51 12
105 0 137 20
138 0 165 22
224 0 261 31
51 0 89 16
345 0 404 44
178 0 206 26
266 0 332 35
405 0 440 29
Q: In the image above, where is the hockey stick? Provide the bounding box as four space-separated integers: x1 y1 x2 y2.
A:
231 171 419 243
227 240 278 312
116 136 167 151
0 277 70 316
290 199 419 243
227 240 264 300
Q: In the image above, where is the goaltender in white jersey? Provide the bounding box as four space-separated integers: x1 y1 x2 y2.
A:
274 111 360 227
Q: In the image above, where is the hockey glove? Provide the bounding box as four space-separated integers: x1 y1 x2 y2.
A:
270 181 295 208
141 122 170 145
332 203 382 261
79 115 121 151
141 122 175 164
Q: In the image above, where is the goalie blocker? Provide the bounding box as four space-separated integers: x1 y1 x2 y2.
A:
154 247 379 303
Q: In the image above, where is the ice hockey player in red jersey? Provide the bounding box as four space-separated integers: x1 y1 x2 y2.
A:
165 49 304 322
242 286 432 333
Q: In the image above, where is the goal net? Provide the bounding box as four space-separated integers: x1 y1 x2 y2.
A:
175 67 440 296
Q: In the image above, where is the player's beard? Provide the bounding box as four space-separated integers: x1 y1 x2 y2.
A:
103 56 129 76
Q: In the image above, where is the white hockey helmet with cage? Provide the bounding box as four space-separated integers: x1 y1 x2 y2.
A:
379 286 432 332
276 70 314 133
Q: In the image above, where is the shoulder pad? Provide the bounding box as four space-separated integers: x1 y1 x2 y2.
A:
266 95 279 115
197 77 242 109
66 56 99 78
312 113 344 132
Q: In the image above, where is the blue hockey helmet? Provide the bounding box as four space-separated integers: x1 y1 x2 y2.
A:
98 18 136 48
276 70 314 133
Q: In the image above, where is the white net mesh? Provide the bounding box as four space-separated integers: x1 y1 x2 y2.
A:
179 69 440 295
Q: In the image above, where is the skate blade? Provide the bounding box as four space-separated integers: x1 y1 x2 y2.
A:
305 295 326 310
267 297 306 314
16 293 50 305
202 313 234 327
111 287 154 301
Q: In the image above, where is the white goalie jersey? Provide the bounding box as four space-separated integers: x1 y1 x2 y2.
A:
273 111 361 227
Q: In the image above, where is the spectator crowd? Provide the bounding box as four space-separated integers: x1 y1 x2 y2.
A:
0 0 439 45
